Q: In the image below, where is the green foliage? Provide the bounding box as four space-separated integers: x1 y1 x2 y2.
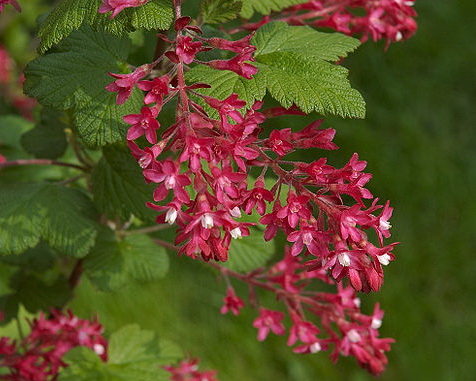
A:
24 27 143 149
187 22 365 118
224 228 275 272
84 229 169 292
92 145 156 221
20 108 68 159
59 324 175 380
0 243 71 324
0 183 98 257
240 0 307 19
38 0 174 53
199 0 242 24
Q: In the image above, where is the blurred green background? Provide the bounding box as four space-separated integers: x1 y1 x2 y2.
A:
2 0 476 379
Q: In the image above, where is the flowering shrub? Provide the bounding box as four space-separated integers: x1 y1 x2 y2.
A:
0 0 417 379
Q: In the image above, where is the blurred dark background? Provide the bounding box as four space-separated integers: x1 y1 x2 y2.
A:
2 0 476 379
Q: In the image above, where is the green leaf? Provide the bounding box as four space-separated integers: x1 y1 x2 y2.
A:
24 27 143 149
255 52 366 117
85 229 169 291
20 108 68 159
200 0 242 24
224 228 275 272
38 0 173 53
0 183 98 257
60 325 171 381
253 21 361 61
188 22 365 118
240 0 307 18
92 145 156 221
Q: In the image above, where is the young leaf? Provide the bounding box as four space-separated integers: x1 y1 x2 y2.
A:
200 0 242 24
0 183 98 257
59 325 171 381
240 0 307 19
25 27 143 149
84 229 169 292
38 0 173 53
188 22 365 118
92 144 156 221
20 108 68 159
223 228 276 272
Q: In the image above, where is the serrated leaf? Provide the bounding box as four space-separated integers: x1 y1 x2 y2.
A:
38 0 173 53
188 22 365 118
20 108 68 159
240 0 307 18
92 145 156 221
224 228 275 272
200 0 242 24
0 183 98 257
25 27 143 148
255 52 366 117
60 325 171 381
85 229 169 291
108 324 162 364
253 21 361 61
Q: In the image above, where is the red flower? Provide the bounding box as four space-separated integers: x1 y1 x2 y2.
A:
220 287 245 316
98 0 149 19
276 192 311 229
0 0 21 13
266 129 294 157
106 64 152 104
124 106 160 144
175 36 203 64
253 308 285 341
137 75 170 105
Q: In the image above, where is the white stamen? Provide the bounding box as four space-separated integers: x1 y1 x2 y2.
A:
371 318 382 329
93 344 105 356
347 329 361 343
310 342 322 353
164 176 176 190
378 254 391 266
379 219 392 230
395 31 403 41
230 206 242 218
165 208 178 225
338 252 351 267
201 213 214 229
353 298 361 308
230 227 242 239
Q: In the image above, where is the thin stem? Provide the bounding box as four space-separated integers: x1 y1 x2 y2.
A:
0 159 88 171
122 224 172 236
68 259 84 290
56 174 86 186
153 238 180 251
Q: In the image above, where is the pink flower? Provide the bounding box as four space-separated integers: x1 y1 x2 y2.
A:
124 106 160 144
244 177 274 215
98 0 149 19
0 0 21 13
253 308 285 341
175 36 203 64
206 48 258 79
266 129 294 157
143 159 191 203
164 358 218 381
276 192 311 229
137 75 170 105
220 287 245 315
106 64 152 104
288 317 322 354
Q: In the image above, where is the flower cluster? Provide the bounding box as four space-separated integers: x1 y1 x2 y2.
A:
236 0 417 46
0 310 107 380
102 1 409 376
218 247 394 376
164 358 218 381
